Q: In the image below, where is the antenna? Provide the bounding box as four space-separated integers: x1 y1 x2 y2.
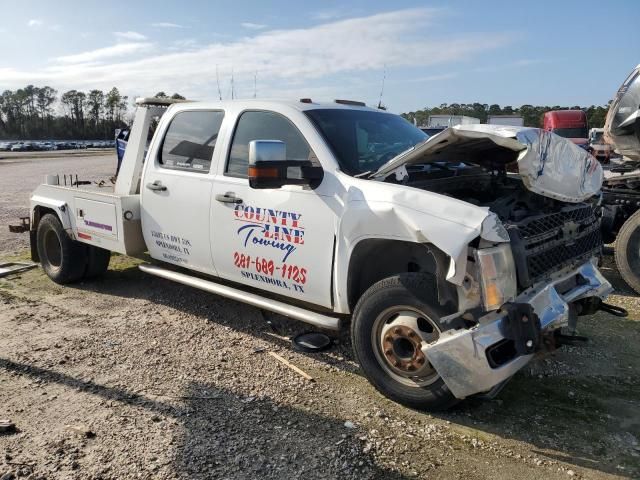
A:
377 64 387 110
253 71 257 99
215 65 222 101
231 67 235 100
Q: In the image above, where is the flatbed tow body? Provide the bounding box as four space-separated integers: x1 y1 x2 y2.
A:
25 97 613 409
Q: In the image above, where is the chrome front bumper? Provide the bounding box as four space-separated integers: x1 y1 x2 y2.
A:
424 260 612 400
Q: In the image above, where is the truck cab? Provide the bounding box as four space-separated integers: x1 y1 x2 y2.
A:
543 109 589 150
26 97 612 411
589 127 614 163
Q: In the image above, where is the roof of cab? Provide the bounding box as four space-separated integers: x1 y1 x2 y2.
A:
137 96 384 113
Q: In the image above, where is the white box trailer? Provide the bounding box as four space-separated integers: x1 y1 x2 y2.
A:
427 115 480 128
487 115 525 127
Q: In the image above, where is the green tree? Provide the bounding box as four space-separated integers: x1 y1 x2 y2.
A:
86 90 104 128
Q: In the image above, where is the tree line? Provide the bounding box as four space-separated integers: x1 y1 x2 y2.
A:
401 103 610 128
1 86 611 140
0 86 186 141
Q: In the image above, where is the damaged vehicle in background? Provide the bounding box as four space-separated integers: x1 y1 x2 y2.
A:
24 98 613 410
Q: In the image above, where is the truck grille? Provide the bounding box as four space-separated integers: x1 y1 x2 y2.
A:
506 204 601 288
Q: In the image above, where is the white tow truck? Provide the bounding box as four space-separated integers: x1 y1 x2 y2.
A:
26 97 613 410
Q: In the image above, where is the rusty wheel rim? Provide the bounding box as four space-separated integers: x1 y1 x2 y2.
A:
372 306 441 387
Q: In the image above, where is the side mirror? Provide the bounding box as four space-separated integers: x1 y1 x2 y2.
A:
248 140 323 189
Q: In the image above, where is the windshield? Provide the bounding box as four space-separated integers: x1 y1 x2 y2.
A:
591 131 604 143
305 109 427 175
553 127 588 139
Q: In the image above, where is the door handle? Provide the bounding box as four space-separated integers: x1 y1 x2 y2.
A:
146 181 167 192
215 192 243 204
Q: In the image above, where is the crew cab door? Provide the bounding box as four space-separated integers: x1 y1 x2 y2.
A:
141 109 225 275
210 109 337 308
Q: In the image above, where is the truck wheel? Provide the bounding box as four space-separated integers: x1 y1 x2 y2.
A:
84 246 111 278
36 213 87 284
615 209 640 294
351 273 459 411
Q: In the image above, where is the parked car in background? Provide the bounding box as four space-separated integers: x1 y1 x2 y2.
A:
543 110 589 150
589 128 614 162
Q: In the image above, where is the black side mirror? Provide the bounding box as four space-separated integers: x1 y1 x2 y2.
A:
248 140 323 189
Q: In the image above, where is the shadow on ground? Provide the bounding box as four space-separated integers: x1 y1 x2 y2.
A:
51 256 640 478
0 357 409 479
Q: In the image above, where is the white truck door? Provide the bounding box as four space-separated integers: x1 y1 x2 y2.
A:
141 109 225 275
211 110 336 308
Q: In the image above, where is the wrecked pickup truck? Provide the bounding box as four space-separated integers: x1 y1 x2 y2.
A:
25 98 611 410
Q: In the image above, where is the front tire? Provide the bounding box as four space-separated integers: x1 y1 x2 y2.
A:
36 214 87 284
351 273 459 411
615 209 640 294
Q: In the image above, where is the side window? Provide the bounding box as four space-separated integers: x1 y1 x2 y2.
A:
159 110 224 173
226 110 315 177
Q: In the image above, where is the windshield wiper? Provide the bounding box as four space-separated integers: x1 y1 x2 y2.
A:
354 170 374 179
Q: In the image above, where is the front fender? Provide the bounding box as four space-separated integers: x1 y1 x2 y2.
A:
333 183 508 314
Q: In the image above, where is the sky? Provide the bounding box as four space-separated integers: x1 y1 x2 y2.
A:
0 0 638 114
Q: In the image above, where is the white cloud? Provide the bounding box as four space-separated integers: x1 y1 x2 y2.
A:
55 42 153 64
151 22 184 28
170 38 199 51
5 8 510 102
241 22 267 30
114 31 147 41
27 19 43 28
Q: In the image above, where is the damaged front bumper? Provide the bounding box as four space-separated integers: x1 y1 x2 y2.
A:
424 260 612 400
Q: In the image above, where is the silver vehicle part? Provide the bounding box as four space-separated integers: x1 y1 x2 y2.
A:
423 260 611 399
373 124 603 204
139 263 341 331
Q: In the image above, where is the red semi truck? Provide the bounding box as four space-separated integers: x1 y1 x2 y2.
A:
543 110 589 151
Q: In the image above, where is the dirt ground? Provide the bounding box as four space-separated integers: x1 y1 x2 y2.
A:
0 153 639 480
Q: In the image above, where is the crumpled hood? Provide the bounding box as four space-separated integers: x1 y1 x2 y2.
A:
374 124 603 203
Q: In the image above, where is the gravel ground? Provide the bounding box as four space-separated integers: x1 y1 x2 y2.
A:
0 153 639 479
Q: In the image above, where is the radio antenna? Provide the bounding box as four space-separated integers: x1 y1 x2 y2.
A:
253 71 257 98
377 64 387 110
215 65 222 100
231 67 235 100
